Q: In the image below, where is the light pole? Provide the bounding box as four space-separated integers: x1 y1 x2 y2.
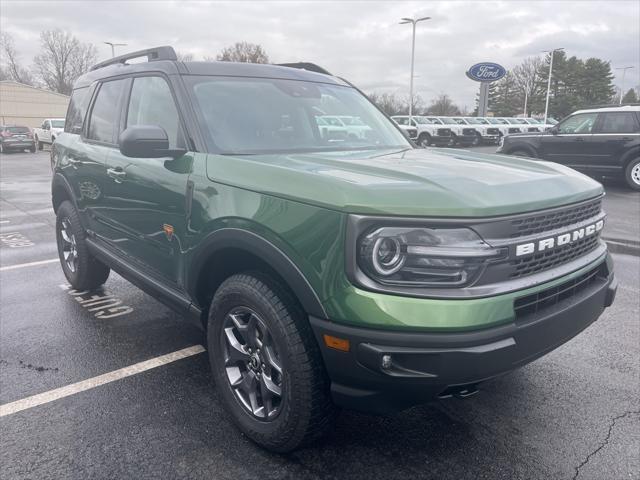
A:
523 89 528 117
399 16 430 122
543 48 564 124
104 42 127 58
615 66 634 104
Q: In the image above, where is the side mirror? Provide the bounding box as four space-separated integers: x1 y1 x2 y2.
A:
118 125 186 158
550 127 559 135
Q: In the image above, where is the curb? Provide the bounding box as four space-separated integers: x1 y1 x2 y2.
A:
604 238 640 257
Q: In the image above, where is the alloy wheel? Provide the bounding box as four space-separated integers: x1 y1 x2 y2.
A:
60 218 78 273
221 307 283 420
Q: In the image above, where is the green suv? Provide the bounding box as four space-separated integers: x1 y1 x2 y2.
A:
51 47 617 452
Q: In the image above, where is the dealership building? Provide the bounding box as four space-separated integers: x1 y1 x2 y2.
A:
0 81 69 128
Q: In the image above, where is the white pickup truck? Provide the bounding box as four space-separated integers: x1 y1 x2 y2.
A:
391 116 452 147
33 118 65 150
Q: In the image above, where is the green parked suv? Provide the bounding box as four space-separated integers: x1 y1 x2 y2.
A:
52 47 617 452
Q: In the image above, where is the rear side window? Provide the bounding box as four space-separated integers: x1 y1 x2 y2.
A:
126 76 183 148
65 87 91 134
87 79 126 144
597 113 639 134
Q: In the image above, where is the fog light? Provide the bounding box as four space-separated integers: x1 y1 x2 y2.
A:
381 354 392 369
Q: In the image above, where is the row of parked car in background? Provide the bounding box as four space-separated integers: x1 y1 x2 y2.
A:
391 115 557 147
0 118 65 154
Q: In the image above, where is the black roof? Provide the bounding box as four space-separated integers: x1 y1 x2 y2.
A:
75 46 346 89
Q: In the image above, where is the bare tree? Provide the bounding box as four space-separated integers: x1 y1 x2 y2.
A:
217 42 269 63
33 30 97 95
511 56 544 115
0 32 35 85
426 94 461 115
176 51 194 62
367 92 405 116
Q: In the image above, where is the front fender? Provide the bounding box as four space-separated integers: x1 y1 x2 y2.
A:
186 227 329 319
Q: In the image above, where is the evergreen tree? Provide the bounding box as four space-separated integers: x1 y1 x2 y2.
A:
621 88 638 104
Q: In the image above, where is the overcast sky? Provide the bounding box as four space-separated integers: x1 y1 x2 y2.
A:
2 0 639 109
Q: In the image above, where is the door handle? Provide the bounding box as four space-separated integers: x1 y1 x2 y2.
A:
107 167 126 183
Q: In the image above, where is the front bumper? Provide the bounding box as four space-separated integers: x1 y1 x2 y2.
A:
456 135 476 146
311 256 616 414
481 135 500 144
431 135 452 146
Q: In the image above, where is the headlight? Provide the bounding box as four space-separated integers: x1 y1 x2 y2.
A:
358 227 506 288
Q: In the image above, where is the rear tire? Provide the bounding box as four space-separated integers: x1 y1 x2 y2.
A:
207 272 336 452
55 200 110 290
624 158 640 191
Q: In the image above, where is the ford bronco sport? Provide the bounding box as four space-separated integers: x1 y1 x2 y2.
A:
52 47 617 452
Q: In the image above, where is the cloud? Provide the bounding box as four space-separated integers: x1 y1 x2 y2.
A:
2 0 638 106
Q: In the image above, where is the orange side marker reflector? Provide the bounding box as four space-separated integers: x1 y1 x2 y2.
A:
323 334 350 352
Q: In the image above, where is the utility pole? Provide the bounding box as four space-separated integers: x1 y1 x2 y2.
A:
399 16 430 123
615 66 635 104
104 42 127 58
543 48 564 125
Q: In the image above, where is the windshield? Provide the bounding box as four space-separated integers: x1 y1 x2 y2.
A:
547 118 559 125
508 118 528 124
186 76 409 154
487 118 508 124
525 118 541 124
51 120 65 128
464 117 486 124
438 117 459 125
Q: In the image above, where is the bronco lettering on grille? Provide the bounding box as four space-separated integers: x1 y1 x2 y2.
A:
515 219 604 257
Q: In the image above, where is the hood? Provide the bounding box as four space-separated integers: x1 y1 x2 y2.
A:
52 127 64 135
205 147 603 217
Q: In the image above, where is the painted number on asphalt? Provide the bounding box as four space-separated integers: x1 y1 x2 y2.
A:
0 231 34 248
59 284 134 319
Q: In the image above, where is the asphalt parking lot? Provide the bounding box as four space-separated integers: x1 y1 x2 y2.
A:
1 149 639 480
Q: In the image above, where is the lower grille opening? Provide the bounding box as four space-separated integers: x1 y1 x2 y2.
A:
514 262 607 320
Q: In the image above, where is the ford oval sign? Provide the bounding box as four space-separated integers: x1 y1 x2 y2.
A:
466 62 507 82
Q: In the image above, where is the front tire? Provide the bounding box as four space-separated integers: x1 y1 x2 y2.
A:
56 200 110 290
509 149 536 158
207 273 336 452
417 133 432 148
624 158 640 191
36 136 43 150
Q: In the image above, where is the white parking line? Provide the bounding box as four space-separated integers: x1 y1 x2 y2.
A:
0 258 59 271
0 220 10 224
0 345 206 418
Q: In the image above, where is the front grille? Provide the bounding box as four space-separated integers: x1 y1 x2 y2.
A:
511 198 602 238
527 127 540 132
510 234 600 278
462 128 476 136
486 128 499 135
508 127 521 133
437 128 451 136
514 262 607 320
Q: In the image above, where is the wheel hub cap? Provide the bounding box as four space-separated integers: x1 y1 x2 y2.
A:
632 163 640 186
221 307 283 420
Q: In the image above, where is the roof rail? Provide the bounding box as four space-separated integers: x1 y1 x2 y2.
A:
276 62 332 76
90 46 177 71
